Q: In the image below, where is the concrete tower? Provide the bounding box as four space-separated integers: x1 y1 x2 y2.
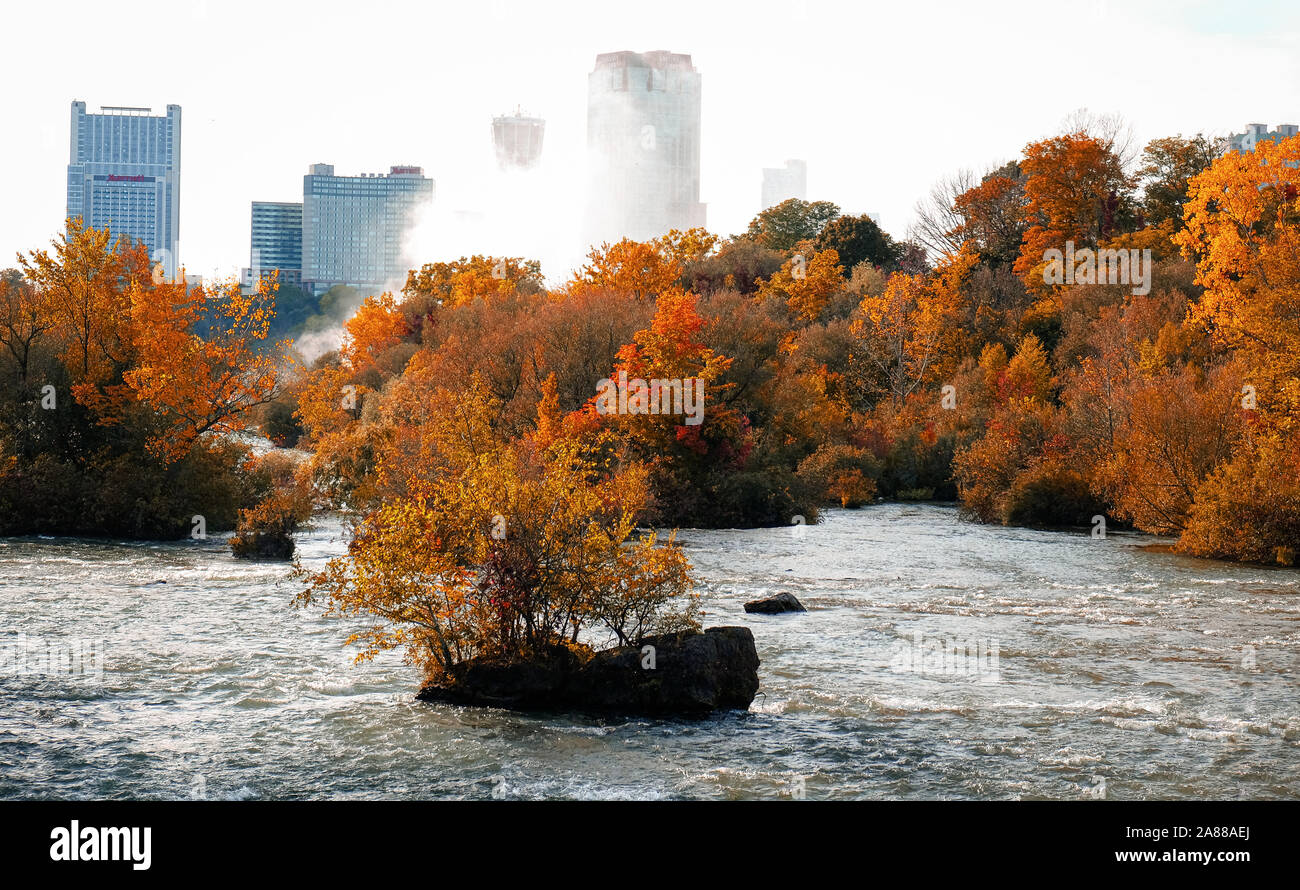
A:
585 51 705 246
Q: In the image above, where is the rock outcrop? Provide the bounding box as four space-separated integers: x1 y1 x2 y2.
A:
228 530 294 560
743 592 806 614
417 626 760 715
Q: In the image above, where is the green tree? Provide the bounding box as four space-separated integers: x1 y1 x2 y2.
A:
745 199 840 252
1136 134 1226 230
814 214 901 271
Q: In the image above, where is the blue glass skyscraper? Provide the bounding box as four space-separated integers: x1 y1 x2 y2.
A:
66 101 182 280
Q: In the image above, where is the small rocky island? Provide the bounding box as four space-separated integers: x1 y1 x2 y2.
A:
417 626 760 715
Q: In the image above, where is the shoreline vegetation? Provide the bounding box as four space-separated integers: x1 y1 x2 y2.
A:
2 122 1298 706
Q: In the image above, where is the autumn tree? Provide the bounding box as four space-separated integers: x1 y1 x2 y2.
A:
1137 134 1226 231
796 442 879 507
757 249 846 322
532 284 653 413
401 255 544 311
1173 133 1300 562
851 249 976 406
683 237 786 295
912 163 1028 269
1049 281 1238 537
1176 134 1300 427
295 292 417 509
572 237 683 302
19 219 150 385
1181 436 1300 565
1092 362 1241 534
595 289 737 444
341 292 411 374
952 333 1072 525
16 223 287 461
124 277 287 461
0 224 285 538
0 270 52 385
229 450 314 559
951 163 1028 267
654 227 720 270
699 289 787 412
573 288 779 526
295 378 699 680
1013 133 1133 291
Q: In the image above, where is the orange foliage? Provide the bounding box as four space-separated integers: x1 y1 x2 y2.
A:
758 248 845 322
1013 133 1130 292
852 247 976 406
19 219 149 385
18 222 286 463
295 377 699 680
342 293 409 372
1172 134 1300 560
572 236 685 302
402 255 543 309
124 277 285 461
1176 134 1300 430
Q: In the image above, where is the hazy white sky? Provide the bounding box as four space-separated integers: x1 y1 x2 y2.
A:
2 0 1297 284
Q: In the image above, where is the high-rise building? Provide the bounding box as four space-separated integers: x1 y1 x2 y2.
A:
242 202 303 291
761 159 807 210
586 50 705 245
66 101 182 279
301 164 434 296
1229 122 1299 153
492 109 545 171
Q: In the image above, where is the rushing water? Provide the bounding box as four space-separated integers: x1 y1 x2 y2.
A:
1 503 1297 800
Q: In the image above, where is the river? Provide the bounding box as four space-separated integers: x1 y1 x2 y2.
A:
1 504 1297 799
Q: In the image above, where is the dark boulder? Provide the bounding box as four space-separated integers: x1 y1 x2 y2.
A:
743 592 806 614
228 529 295 560
416 643 584 711
417 626 760 716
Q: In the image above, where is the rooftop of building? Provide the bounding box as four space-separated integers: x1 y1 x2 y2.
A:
1237 122 1298 134
72 100 177 117
494 106 545 125
305 163 426 178
593 50 695 71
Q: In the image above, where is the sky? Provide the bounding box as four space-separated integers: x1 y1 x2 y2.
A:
2 0 1298 285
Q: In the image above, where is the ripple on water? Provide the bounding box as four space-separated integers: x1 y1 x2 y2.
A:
3 506 1300 799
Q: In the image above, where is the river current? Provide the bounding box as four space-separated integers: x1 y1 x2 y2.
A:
2 504 1297 800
